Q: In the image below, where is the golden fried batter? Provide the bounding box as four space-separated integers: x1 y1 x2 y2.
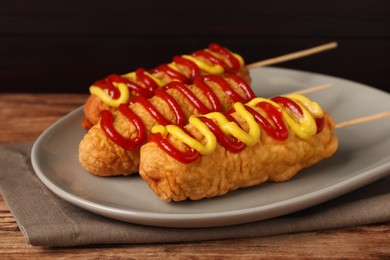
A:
139 113 338 202
82 95 114 128
82 56 251 127
79 73 253 176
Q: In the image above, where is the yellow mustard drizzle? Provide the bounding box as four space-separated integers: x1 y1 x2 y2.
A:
91 71 165 107
283 94 323 139
287 93 323 117
205 102 260 146
151 94 323 155
90 48 244 106
89 83 130 108
121 71 136 81
167 63 181 73
152 117 217 155
204 49 245 67
122 71 165 87
233 53 245 67
171 49 244 76
180 55 225 74
246 95 322 139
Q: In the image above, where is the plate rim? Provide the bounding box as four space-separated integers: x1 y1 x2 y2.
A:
31 66 390 227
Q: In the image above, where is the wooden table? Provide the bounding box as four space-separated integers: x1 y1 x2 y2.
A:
1 93 389 258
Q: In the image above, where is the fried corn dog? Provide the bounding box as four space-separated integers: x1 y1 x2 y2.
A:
83 43 250 128
79 74 255 176
139 94 338 202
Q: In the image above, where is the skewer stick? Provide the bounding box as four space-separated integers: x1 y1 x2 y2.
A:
246 42 338 69
283 85 389 130
286 83 333 95
335 112 390 129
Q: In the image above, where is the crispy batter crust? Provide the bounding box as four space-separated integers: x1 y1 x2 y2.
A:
82 95 114 128
79 70 252 176
139 113 338 202
83 61 251 127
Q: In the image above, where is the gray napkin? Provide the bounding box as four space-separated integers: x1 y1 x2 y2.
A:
1 142 389 247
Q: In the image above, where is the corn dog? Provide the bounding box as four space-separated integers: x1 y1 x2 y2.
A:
79 74 255 176
139 94 338 202
82 43 250 128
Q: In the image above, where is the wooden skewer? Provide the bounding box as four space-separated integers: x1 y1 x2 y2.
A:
335 112 390 129
271 81 388 131
286 83 333 95
284 84 389 130
246 43 389 131
246 42 338 69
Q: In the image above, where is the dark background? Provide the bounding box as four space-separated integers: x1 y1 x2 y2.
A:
1 0 389 93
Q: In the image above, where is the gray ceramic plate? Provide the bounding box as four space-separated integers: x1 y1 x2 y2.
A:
31 67 390 228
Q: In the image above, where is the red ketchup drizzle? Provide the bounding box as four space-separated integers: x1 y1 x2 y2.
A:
151 96 326 163
93 76 120 99
128 96 172 126
101 74 252 152
271 96 304 118
200 117 246 153
135 68 159 97
154 89 185 125
163 81 218 115
173 56 200 80
246 103 289 141
225 73 255 101
271 96 325 131
100 105 146 150
153 64 189 84
208 43 241 73
94 74 153 98
149 133 200 163
192 50 229 71
315 117 325 133
94 43 243 100
199 74 255 103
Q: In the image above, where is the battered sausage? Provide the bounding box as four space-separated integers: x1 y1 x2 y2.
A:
82 43 251 127
139 95 338 201
79 74 255 176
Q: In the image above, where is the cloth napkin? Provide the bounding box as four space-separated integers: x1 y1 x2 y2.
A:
1 142 389 248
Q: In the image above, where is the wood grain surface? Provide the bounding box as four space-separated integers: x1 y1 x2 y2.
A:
0 93 389 258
